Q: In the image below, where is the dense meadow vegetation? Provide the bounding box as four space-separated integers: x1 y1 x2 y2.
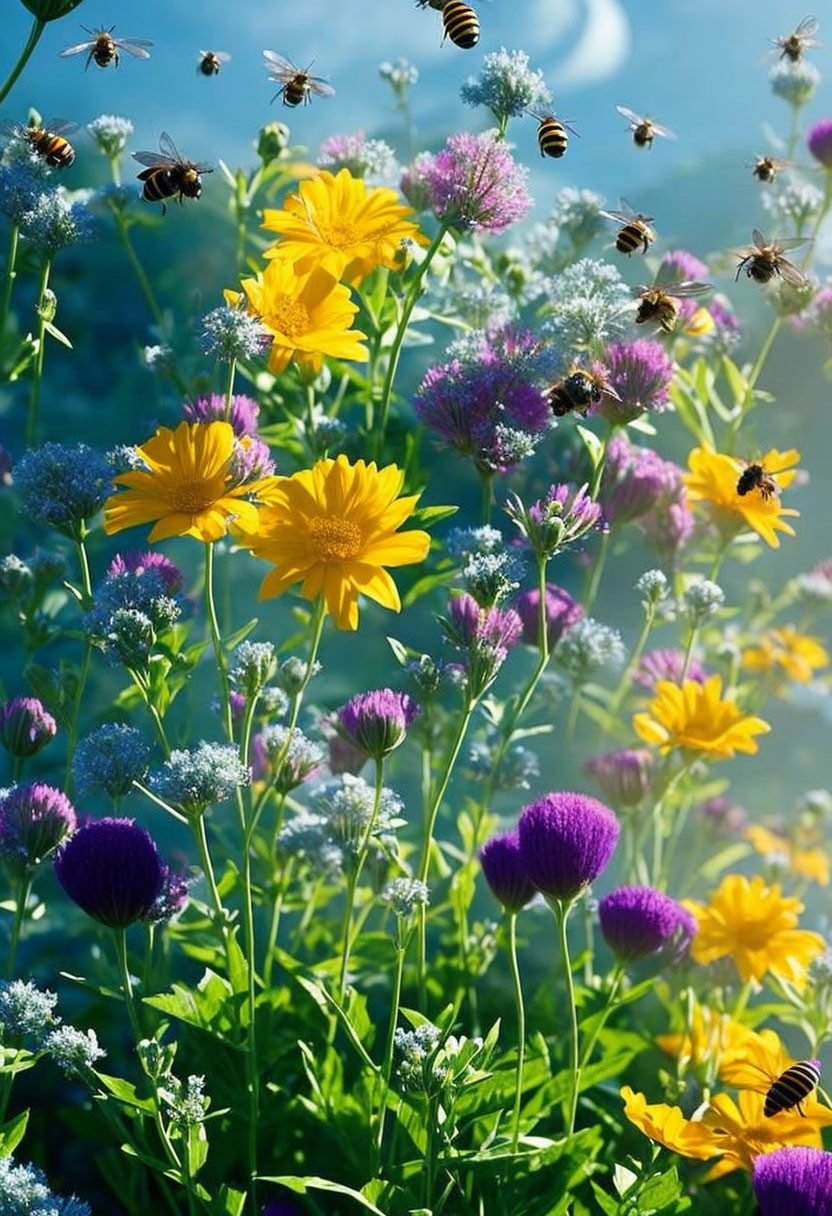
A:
1 1 832 1212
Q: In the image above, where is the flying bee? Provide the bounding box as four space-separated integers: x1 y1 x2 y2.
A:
263 51 335 107
601 200 655 255
733 229 809 286
635 268 710 334
59 25 153 70
750 154 794 184
764 1059 822 1117
198 50 231 77
615 105 675 148
132 132 213 214
547 367 620 418
528 111 579 159
736 459 779 501
3 118 77 169
416 0 480 48
772 15 821 61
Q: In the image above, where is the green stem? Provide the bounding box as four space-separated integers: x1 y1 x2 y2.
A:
374 222 448 456
262 855 291 989
26 259 51 448
479 468 494 527
565 683 583 741
0 223 19 340
0 17 45 108
607 608 655 721
114 210 166 330
63 533 93 794
223 357 237 420
113 928 143 1043
5 871 32 979
508 911 526 1151
579 966 624 1069
204 542 234 743
583 529 610 617
554 899 580 1138
192 813 236 981
338 757 384 1000
375 934 406 1162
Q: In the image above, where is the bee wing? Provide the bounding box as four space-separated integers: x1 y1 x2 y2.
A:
114 38 153 58
159 131 183 162
616 105 643 125
752 228 768 250
193 162 214 174
214 51 232 63
778 259 809 285
59 39 96 57
132 150 175 168
563 120 580 137
263 50 299 76
41 118 78 135
650 122 676 139
307 77 335 97
671 280 711 298
599 208 630 224
776 236 812 251
795 15 820 37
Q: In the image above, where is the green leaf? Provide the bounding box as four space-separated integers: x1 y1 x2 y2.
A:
0 1109 29 1156
224 618 259 652
722 355 748 406
212 1186 247 1216
260 1177 387 1215
403 569 456 607
96 1073 155 1113
640 1165 685 1211
590 1182 619 1216
43 320 73 348
575 424 604 471
411 503 459 528
386 636 412 666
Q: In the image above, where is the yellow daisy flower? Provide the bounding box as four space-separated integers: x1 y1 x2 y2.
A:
242 455 430 630
684 445 800 548
682 873 825 984
746 824 829 886
743 625 829 685
261 167 428 286
225 261 368 378
633 675 770 760
683 306 715 337
657 1000 757 1080
104 421 260 543
622 1085 832 1181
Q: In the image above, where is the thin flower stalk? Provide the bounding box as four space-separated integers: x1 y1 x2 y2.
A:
0 16 46 107
508 910 526 1151
25 258 51 447
5 870 33 979
555 899 581 1138
63 532 94 793
338 757 385 1000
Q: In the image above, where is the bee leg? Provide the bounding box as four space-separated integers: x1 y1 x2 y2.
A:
798 1101 806 1118
85 50 93 71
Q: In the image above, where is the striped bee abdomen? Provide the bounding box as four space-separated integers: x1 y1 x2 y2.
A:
764 1059 821 1117
442 0 480 48
537 117 568 159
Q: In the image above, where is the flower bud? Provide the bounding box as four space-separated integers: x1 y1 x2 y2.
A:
0 697 57 758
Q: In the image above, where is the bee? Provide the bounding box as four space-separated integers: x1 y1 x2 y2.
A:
750 154 794 184
635 267 710 334
547 368 620 418
736 460 779 501
263 51 335 107
132 132 213 214
765 1059 822 1117
198 50 231 77
59 25 153 70
734 229 809 286
772 15 821 61
529 111 578 159
4 119 77 169
615 105 675 148
416 0 480 48
601 200 655 255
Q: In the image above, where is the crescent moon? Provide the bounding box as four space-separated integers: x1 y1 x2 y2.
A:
554 0 632 88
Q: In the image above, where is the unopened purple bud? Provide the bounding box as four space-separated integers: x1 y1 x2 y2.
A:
808 119 832 170
599 885 696 963
753 1146 832 1216
584 749 653 808
0 783 76 874
514 583 583 648
54 818 165 928
479 829 535 912
700 795 748 838
0 698 57 758
517 791 619 903
338 689 419 760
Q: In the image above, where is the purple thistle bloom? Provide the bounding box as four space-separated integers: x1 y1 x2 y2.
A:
320 717 367 776
506 483 602 558
0 783 76 874
231 434 276 481
584 749 653 808
808 119 832 170
108 551 183 595
753 1146 832 1216
600 435 681 526
515 583 583 649
640 492 694 561
660 249 709 281
708 298 740 336
54 818 165 928
183 393 260 437
597 340 674 425
405 131 532 234
517 792 620 904
599 885 696 963
338 689 419 760
145 863 190 924
633 648 706 692
479 830 536 912
445 593 523 696
0 698 57 758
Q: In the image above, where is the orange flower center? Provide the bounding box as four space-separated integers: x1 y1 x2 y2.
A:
308 515 363 561
313 219 359 248
170 476 217 514
268 294 310 338
728 916 776 952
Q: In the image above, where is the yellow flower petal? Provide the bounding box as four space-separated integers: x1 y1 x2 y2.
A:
684 444 800 548
632 676 770 760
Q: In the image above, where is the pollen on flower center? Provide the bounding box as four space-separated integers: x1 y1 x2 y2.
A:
308 515 364 561
314 220 359 247
267 294 310 338
170 476 217 514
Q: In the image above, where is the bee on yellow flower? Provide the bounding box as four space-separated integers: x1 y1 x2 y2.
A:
685 445 800 548
743 625 830 687
633 675 770 761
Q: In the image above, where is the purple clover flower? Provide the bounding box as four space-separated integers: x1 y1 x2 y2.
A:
337 689 419 760
808 119 832 170
753 1146 832 1216
183 393 260 437
660 249 709 281
444 593 523 696
404 131 532 234
517 792 620 904
600 435 680 525
633 648 706 692
479 829 536 912
0 698 57 758
108 551 183 595
598 885 696 963
54 818 165 928
597 340 674 425
506 483 602 559
0 783 76 874
232 434 276 481
514 583 583 649
584 749 653 808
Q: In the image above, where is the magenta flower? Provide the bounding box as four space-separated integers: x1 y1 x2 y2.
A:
404 131 532 234
699 795 748 838
660 249 709 281
479 830 536 912
506 483 602 558
444 593 523 696
753 1146 832 1216
0 698 57 758
808 119 832 169
54 817 165 928
108 550 183 595
517 792 620 903
633 648 706 691
600 435 680 525
337 689 419 760
584 749 653 808
183 393 260 437
599 885 696 963
514 583 582 649
596 340 674 425
0 783 76 875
